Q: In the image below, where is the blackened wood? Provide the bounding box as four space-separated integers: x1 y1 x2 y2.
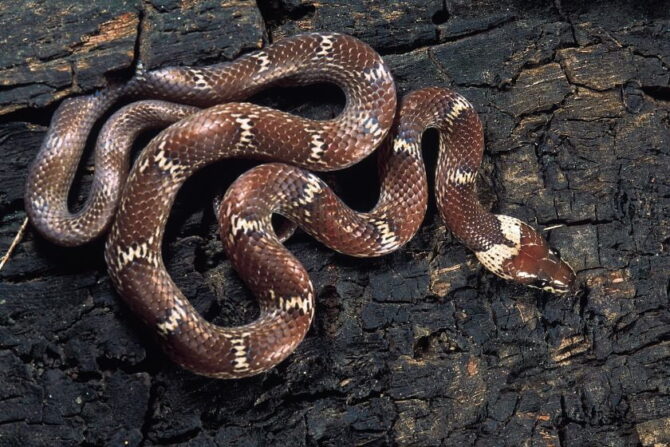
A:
1 1 668 445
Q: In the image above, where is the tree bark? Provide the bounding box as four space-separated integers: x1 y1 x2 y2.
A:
1 0 668 445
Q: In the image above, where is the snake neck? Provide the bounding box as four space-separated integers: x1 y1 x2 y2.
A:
405 88 575 293
392 88 494 251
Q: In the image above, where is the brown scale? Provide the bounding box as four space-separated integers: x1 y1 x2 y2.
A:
25 33 575 379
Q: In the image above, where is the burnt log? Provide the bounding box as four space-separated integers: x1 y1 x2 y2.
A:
1 0 669 445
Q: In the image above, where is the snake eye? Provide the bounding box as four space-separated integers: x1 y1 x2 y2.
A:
549 247 561 258
529 273 551 290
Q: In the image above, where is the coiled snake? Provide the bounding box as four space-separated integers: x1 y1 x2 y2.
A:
25 33 575 378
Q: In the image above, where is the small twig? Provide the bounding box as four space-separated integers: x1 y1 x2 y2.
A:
0 216 29 271
543 224 565 231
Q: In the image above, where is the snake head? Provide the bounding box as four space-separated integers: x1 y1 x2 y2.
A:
475 216 576 295
507 221 576 294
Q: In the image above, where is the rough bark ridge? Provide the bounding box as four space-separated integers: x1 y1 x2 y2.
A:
1 0 669 446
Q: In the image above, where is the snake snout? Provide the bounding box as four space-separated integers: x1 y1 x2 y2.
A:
524 252 576 295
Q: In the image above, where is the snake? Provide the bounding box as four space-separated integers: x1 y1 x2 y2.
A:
24 33 576 378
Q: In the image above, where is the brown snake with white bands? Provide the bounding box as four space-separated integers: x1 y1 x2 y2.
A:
25 33 575 378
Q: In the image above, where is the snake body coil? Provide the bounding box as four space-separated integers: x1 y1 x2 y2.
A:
25 33 575 378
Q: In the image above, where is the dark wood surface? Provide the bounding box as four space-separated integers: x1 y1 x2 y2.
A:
1 0 669 445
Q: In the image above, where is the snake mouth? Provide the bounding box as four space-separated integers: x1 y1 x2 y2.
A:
508 224 577 295
520 253 576 294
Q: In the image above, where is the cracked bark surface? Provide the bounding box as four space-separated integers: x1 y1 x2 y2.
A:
1 0 669 445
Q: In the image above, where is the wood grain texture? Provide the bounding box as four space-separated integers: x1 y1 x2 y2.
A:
1 0 668 445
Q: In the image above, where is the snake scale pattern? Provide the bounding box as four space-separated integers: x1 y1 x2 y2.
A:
25 33 576 378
